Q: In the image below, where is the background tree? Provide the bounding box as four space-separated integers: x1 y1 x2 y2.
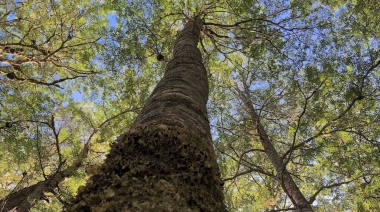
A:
212 1 380 211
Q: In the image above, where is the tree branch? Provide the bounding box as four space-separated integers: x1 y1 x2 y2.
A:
0 108 137 211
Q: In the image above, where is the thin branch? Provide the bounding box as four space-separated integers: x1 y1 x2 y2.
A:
50 116 63 166
281 90 365 160
34 114 47 180
308 179 356 204
284 81 324 165
269 207 296 212
223 167 271 181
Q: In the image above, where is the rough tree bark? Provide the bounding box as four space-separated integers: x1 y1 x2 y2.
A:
66 17 226 211
238 85 314 212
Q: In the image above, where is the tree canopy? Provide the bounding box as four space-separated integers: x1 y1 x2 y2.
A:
1 0 379 211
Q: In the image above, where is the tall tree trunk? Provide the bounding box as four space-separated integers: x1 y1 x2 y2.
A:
238 85 313 212
67 17 226 211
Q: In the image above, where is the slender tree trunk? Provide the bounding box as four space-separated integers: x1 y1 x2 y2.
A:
67 17 226 211
238 86 313 212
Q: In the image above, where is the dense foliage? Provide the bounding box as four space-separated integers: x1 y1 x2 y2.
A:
1 0 379 211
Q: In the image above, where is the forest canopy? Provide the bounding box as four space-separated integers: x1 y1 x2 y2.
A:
0 0 379 211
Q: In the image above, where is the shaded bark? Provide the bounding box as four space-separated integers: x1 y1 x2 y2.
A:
237 85 313 212
66 17 226 211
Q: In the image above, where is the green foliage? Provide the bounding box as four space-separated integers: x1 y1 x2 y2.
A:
1 0 380 211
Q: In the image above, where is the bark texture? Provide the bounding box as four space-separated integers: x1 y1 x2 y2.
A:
238 86 313 212
66 17 226 211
